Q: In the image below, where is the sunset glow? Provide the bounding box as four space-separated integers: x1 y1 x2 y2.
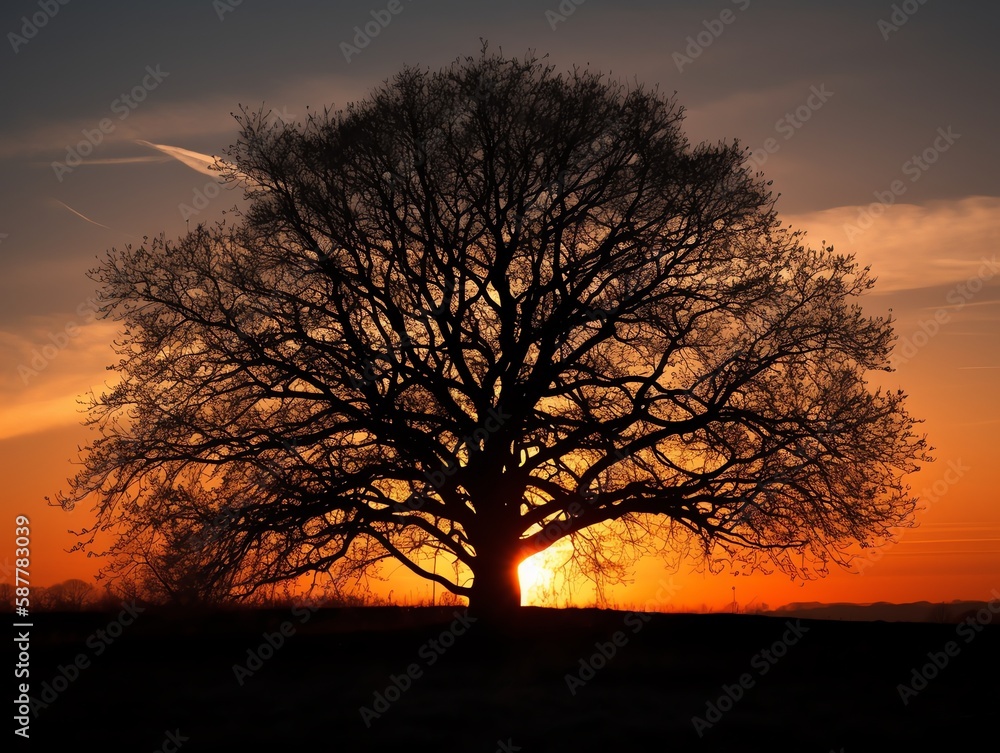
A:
2 1 998 618
519 540 576 607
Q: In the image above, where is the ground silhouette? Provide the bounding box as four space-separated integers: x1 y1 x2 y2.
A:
26 606 998 750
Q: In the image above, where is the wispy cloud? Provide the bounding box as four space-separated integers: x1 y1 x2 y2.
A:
785 196 1000 293
897 538 1000 544
43 155 173 166
0 318 121 441
887 550 1000 557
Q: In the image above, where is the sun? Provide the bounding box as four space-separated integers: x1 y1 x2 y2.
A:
517 540 575 606
517 555 549 595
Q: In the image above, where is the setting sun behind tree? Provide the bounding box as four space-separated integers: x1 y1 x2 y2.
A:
59 48 929 622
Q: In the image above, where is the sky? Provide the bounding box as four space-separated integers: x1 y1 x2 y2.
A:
1 0 997 611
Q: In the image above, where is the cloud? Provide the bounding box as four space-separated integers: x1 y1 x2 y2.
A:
0 318 121 442
683 77 845 144
886 551 1000 557
897 538 1000 544
783 195 1000 293
1 96 240 161
42 155 173 166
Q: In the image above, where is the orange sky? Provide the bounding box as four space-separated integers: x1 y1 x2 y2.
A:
2 220 997 611
2 1 998 611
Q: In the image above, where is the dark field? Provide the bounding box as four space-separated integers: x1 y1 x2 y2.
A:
21 606 998 751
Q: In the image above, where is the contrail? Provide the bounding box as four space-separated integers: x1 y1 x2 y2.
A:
134 139 226 176
134 139 257 186
78 155 173 166
51 199 112 229
33 155 172 168
50 199 142 240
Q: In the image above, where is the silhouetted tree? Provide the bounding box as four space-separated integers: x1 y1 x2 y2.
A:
60 50 930 620
45 579 95 611
0 583 13 612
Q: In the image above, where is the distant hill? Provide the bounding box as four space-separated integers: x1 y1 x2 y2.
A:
765 600 993 623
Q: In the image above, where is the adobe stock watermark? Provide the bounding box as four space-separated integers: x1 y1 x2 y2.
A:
232 598 323 685
726 425 848 529
179 508 240 554
691 620 810 737
340 0 412 63
507 169 574 234
379 75 496 188
151 729 189 753
374 403 516 521
213 0 244 21
746 84 833 172
7 0 71 54
564 578 681 695
842 126 960 242
421 405 513 481
348 328 420 391
26 601 144 718
850 458 970 575
673 0 752 73
897 588 1000 705
51 65 170 182
180 107 291 220
545 0 587 30
889 256 998 368
878 0 930 41
359 609 477 726
178 178 230 221
17 297 100 384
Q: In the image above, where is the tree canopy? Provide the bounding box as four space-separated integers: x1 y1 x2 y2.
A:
60 50 930 617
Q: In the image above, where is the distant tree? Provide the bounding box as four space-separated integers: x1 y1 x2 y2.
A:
60 49 930 621
0 582 13 612
96 568 150 606
29 586 50 611
46 579 95 611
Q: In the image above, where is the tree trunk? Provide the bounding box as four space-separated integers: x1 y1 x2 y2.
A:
468 543 522 626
